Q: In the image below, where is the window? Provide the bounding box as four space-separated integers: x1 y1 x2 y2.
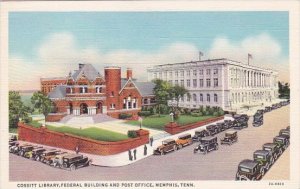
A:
207 94 210 102
213 68 218 75
164 71 167 78
180 80 184 86
159 72 162 79
123 99 127 109
96 87 102 93
187 95 191 102
175 80 178 85
180 71 184 77
187 79 191 87
206 69 211 75
193 79 197 88
175 71 178 77
193 94 197 102
133 98 137 108
143 98 148 105
199 79 204 87
169 72 173 77
206 79 211 87
80 87 88 94
199 69 203 75
214 78 218 87
193 70 197 76
111 91 114 96
154 73 157 79
214 94 218 102
110 103 115 109
187 70 190 76
200 94 203 102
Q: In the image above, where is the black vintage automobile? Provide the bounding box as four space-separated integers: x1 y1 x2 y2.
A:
206 125 218 136
39 149 61 162
253 150 273 174
61 154 91 171
192 128 210 142
253 112 263 127
31 148 47 160
224 120 233 129
264 106 272 113
194 136 218 154
220 130 238 145
9 141 19 149
273 135 289 150
236 159 264 181
18 145 34 156
279 128 290 140
262 143 282 161
216 122 226 132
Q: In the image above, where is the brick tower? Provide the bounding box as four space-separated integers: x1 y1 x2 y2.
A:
105 67 121 110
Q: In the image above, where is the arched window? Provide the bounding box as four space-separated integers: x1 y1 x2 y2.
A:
200 94 203 102
193 94 197 102
214 94 218 102
207 94 210 102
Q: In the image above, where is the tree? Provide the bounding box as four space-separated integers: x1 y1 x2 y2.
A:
9 91 31 129
31 91 54 118
168 84 189 119
278 81 290 99
152 79 171 116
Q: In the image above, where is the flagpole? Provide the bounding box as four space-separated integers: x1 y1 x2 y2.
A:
248 55 249 65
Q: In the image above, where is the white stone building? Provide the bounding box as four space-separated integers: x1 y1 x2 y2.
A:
147 58 279 111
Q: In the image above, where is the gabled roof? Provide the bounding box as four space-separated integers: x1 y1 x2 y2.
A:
72 64 102 82
48 85 67 99
120 78 154 97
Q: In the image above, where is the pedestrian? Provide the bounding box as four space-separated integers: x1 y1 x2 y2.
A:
75 146 79 154
128 150 132 161
144 145 147 156
133 149 137 160
150 137 153 146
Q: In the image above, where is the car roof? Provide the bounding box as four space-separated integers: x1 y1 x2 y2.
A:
63 154 82 159
225 130 237 135
43 149 60 153
195 128 206 132
239 159 257 169
263 143 276 148
207 124 216 127
201 136 217 141
254 150 269 156
178 133 191 138
274 135 287 140
163 139 175 143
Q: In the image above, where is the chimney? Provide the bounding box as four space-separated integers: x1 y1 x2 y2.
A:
79 63 85 69
126 68 133 79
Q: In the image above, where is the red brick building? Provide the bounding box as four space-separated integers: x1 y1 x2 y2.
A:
42 64 155 121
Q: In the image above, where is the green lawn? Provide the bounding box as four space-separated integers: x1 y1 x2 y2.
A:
29 120 42 128
126 114 215 130
46 125 129 142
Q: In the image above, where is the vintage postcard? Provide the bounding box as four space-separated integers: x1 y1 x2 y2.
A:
1 1 299 189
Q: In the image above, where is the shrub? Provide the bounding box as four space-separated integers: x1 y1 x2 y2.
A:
23 116 33 123
213 112 219 116
218 109 225 116
127 130 138 138
138 111 152 117
119 113 132 119
191 112 203 117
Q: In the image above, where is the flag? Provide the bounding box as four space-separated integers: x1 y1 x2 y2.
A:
248 53 253 59
199 51 204 56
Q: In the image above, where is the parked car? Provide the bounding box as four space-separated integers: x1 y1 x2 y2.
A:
23 146 43 158
224 120 233 129
233 119 248 130
264 106 272 113
153 139 178 155
262 143 282 161
9 141 19 149
31 148 47 160
234 114 249 123
253 112 263 127
206 125 218 136
279 128 290 139
18 144 35 156
216 122 226 132
43 151 67 165
194 136 218 154
236 159 264 181
253 150 273 173
40 149 61 162
53 153 72 168
192 128 210 142
61 154 91 171
176 133 193 149
273 135 289 150
221 130 238 145
256 109 264 115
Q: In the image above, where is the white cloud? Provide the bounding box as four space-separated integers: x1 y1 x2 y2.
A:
9 32 289 90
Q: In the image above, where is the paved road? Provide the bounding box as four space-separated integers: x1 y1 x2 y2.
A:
10 105 290 181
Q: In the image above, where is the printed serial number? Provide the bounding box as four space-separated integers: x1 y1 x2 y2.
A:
269 182 285 186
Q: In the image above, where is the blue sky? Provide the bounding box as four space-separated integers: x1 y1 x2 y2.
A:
9 12 289 90
10 11 289 58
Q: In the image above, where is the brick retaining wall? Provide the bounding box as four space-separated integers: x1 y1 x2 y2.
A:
164 116 224 135
18 122 149 156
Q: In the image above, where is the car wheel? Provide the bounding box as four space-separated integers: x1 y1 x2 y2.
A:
178 145 183 149
239 175 250 181
160 151 164 155
70 164 76 171
215 144 219 150
261 168 265 176
271 157 274 165
36 156 40 161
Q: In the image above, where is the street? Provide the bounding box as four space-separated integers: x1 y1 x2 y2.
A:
10 105 290 181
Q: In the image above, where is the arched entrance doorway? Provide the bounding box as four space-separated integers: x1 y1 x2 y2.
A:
96 102 103 114
69 103 73 114
80 103 88 115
